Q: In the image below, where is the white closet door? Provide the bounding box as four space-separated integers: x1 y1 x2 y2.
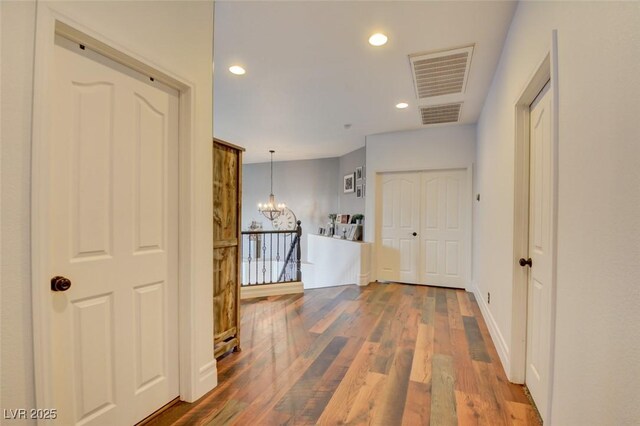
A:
419 170 467 288
48 35 179 425
378 173 421 284
377 169 468 288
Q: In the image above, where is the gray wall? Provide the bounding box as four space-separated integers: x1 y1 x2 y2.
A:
242 148 367 261
338 147 366 217
242 158 339 261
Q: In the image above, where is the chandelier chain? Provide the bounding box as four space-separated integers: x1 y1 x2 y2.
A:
270 150 274 194
258 149 285 221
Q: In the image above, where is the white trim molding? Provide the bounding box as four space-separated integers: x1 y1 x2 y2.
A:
358 273 371 287
241 282 304 299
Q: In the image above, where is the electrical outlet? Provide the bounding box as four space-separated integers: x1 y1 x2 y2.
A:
487 292 491 304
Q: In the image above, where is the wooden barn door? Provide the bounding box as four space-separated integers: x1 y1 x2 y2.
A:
212 139 244 357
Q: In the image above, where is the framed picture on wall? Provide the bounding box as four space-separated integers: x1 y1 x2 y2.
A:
356 184 363 198
343 173 355 193
356 166 363 181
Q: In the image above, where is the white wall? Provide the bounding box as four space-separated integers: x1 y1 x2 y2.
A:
1 0 38 415
475 2 640 425
364 125 476 274
0 0 214 417
242 157 339 262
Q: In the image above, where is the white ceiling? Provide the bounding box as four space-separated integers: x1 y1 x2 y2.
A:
213 1 517 163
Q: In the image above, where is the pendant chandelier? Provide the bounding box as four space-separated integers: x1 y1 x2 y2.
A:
258 150 286 221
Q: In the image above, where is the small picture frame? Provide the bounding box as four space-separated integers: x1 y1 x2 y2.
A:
340 214 350 224
343 173 355 193
356 166 363 181
356 184 363 198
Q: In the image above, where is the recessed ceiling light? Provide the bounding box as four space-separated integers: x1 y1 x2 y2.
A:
229 65 246 75
368 33 388 47
396 102 409 109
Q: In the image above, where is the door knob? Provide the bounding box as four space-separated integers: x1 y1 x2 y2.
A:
519 258 532 267
412 232 418 237
51 276 72 292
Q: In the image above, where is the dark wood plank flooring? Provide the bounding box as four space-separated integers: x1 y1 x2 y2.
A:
148 283 541 425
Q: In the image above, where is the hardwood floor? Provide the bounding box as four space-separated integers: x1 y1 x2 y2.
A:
148 283 541 425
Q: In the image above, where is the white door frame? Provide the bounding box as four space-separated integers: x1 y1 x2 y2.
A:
510 31 559 421
375 165 473 291
30 7 215 417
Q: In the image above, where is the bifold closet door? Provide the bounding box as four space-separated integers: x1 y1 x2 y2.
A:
378 173 421 284
378 169 467 288
419 170 467 288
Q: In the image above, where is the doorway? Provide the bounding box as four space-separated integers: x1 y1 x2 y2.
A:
34 30 182 425
511 44 559 424
377 169 470 288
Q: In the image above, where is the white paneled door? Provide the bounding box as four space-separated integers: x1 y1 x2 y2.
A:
378 173 421 283
419 170 467 287
525 81 553 422
378 169 468 288
47 36 179 425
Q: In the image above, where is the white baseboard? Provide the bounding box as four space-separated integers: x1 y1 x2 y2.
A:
181 359 217 402
358 272 371 286
471 281 511 376
195 359 217 399
241 281 304 299
198 359 217 378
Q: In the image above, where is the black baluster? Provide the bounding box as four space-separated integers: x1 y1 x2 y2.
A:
247 234 252 285
276 233 281 281
262 237 267 284
289 233 294 282
296 221 302 282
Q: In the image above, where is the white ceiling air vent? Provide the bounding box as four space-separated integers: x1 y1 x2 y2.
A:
410 45 474 99
420 103 462 125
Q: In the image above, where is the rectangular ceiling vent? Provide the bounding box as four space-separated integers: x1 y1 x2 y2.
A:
420 103 462 125
410 45 474 99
